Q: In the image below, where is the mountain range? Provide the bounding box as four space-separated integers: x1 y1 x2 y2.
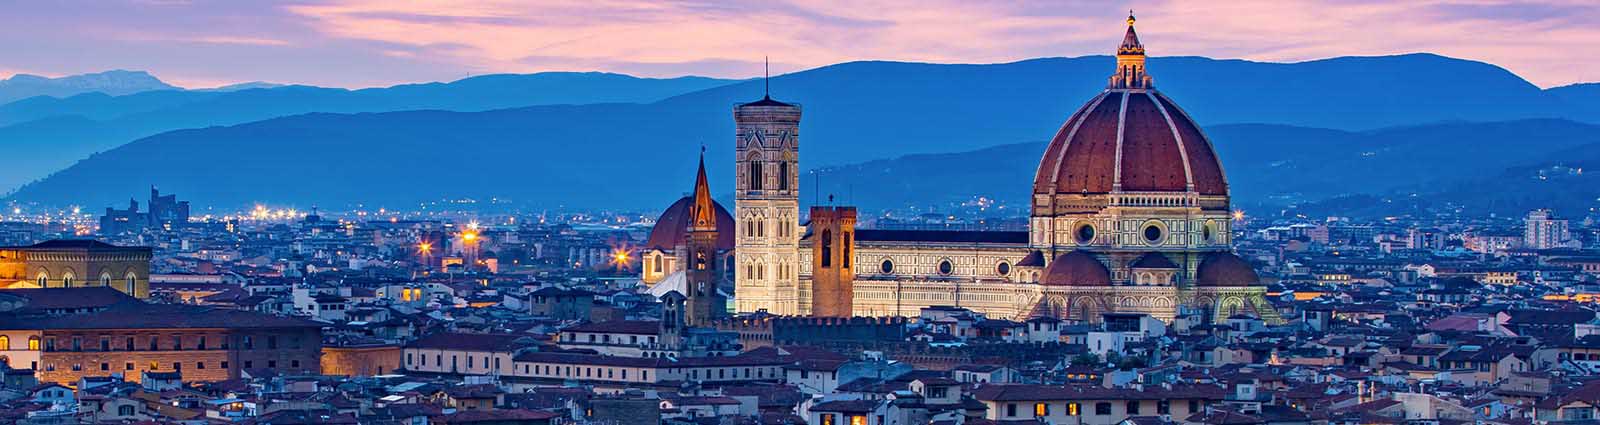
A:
0 72 735 191
5 54 1600 215
0 70 178 105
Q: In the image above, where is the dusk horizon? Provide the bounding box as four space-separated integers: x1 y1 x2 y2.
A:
2 3 1600 424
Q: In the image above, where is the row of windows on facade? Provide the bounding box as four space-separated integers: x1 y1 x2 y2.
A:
745 262 792 281
745 161 791 192
404 353 777 381
33 275 138 292
1065 222 1221 245
564 333 659 345
43 359 300 372
4 334 300 352
1005 400 1197 417
742 219 794 240
875 259 1011 277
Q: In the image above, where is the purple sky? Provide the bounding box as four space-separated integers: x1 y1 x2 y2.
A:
3 0 1596 89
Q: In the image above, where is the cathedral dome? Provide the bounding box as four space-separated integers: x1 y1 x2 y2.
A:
1040 250 1112 286
1031 14 1227 212
1194 252 1259 287
645 196 735 251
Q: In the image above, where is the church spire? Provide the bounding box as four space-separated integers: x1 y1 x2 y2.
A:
690 147 717 232
1109 10 1153 90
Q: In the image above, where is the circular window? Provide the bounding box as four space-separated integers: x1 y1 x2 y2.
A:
996 262 1011 276
1143 224 1164 244
1203 222 1216 243
1075 223 1096 244
937 260 954 275
880 259 894 274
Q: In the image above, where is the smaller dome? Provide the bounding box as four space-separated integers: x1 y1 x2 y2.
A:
1129 252 1178 269
1017 250 1047 268
1194 252 1259 287
1041 251 1112 286
645 196 735 251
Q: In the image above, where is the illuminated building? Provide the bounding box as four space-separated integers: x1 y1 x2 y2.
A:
0 295 322 384
648 14 1280 324
0 240 153 299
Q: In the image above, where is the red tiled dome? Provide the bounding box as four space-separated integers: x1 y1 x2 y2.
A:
1032 90 1227 198
645 196 735 251
1040 250 1112 286
1194 252 1258 287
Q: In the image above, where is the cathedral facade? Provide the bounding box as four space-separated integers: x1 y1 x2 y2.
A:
647 16 1282 324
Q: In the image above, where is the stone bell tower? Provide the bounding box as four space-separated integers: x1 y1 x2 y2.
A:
685 153 727 326
733 87 802 315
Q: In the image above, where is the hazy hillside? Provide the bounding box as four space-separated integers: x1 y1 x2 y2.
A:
0 72 737 191
9 54 1600 211
0 70 176 104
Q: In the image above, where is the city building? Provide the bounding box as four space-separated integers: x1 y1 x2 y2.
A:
1526 209 1572 250
0 239 153 299
673 15 1280 324
99 187 191 234
0 298 323 384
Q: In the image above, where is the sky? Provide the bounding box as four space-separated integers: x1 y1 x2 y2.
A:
2 0 1596 89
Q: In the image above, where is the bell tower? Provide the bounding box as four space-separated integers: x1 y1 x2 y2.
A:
733 83 802 315
685 152 727 326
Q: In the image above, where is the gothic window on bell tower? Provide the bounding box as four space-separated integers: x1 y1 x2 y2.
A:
749 161 764 191
778 162 789 191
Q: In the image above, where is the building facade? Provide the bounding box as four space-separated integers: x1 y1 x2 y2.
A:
649 16 1279 325
1526 209 1571 250
0 240 153 299
0 302 323 384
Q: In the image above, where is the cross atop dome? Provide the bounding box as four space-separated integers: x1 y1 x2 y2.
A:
1109 11 1153 90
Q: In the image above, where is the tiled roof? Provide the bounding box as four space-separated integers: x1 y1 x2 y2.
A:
0 302 320 330
971 384 1227 402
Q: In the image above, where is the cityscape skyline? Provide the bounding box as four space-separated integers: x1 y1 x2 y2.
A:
1 1 1597 89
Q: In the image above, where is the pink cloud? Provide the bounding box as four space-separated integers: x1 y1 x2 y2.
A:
280 0 1600 87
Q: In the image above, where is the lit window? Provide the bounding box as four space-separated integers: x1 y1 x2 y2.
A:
1035 403 1049 417
1067 403 1080 416
849 415 866 425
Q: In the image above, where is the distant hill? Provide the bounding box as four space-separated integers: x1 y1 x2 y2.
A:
807 119 1600 216
0 70 176 104
9 54 1600 211
1549 83 1600 123
0 72 738 191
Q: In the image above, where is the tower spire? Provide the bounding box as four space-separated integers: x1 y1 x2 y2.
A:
1109 11 1153 90
690 146 716 231
764 56 770 99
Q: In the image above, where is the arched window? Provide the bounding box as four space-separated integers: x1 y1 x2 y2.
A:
820 230 833 268
28 336 40 350
0 335 8 350
843 232 852 268
100 273 111 287
118 405 135 416
748 161 763 191
126 273 137 294
778 162 789 191
36 273 47 288
62 275 74 287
